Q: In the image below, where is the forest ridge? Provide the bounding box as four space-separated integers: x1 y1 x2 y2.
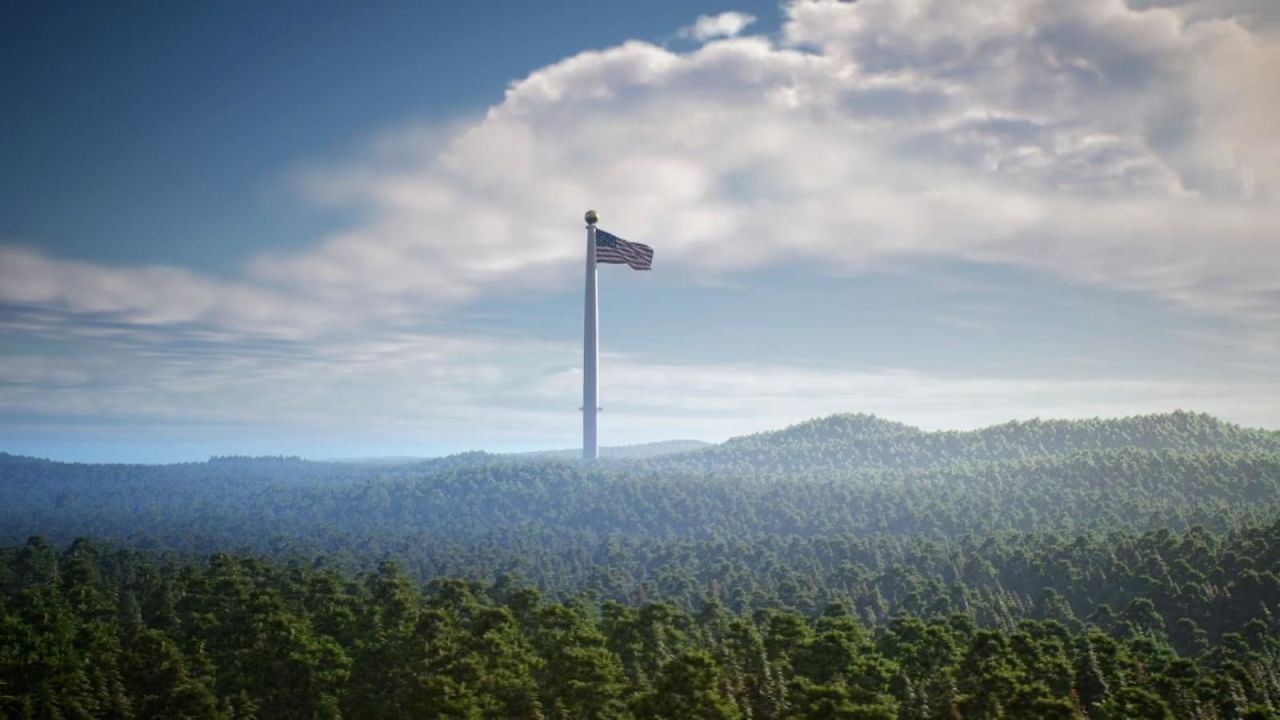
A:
3 410 1280 717
3 409 1277 603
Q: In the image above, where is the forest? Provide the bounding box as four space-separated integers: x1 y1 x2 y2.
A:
2 410 1279 717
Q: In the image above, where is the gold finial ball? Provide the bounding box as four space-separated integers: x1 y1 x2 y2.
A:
584 210 599 225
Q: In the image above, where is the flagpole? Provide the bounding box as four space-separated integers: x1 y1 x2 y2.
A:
583 209 599 461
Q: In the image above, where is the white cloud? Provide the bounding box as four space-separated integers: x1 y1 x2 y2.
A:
275 0 1278 330
3 0 1277 339
680 12 758 42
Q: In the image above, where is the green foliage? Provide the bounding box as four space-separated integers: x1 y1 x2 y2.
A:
2 411 1279 717
0 535 1275 718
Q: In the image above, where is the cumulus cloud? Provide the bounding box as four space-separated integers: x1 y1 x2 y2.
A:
680 12 758 42
274 0 1277 329
4 0 1277 338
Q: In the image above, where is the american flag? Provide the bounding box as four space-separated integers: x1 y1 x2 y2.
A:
595 229 653 271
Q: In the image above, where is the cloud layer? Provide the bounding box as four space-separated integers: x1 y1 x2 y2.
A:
4 0 1278 338
5 332 1278 453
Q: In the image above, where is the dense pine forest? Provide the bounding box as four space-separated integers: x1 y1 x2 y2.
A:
3 411 1280 717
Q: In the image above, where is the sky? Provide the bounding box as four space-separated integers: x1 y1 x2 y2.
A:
1 0 1278 462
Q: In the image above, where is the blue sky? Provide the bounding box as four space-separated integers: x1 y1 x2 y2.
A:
2 0 1278 462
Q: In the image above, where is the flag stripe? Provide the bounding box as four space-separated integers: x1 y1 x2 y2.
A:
595 229 653 271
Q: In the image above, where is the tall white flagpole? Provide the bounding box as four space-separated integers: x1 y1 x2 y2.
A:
583 209 599 461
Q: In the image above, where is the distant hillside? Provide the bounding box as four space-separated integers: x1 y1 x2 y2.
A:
4 411 1277 543
649 410 1280 475
8 411 1271 477
330 455 427 465
515 439 711 460
1 409 1278 626
3 411 1278 600
323 440 710 466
